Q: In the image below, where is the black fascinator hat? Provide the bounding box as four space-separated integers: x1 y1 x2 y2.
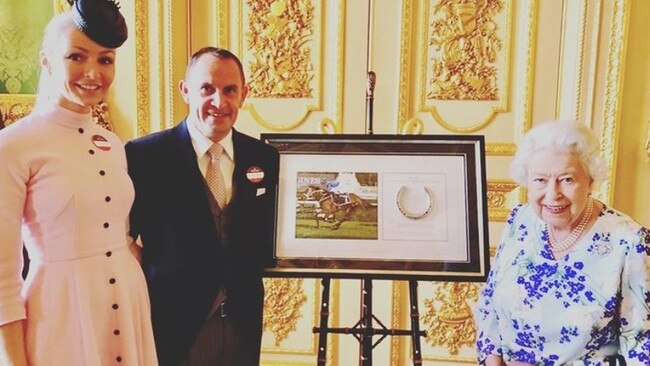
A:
67 0 128 48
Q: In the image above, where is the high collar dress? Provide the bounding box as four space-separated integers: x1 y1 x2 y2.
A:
0 103 158 365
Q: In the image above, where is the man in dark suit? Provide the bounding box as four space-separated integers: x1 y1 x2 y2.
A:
126 47 279 366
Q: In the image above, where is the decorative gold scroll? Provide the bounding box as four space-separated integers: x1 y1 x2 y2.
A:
487 180 519 221
421 282 480 355
262 278 308 346
427 0 504 101
245 0 315 98
0 94 35 126
237 0 336 131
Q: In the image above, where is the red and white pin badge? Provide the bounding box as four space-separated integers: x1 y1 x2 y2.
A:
246 166 265 183
92 135 111 151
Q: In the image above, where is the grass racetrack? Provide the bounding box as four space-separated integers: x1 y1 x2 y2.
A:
295 219 378 239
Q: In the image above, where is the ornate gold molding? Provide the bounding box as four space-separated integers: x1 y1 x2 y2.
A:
165 0 178 129
238 0 326 131
485 142 516 156
427 0 504 101
487 180 518 222
418 0 512 134
389 280 405 366
585 0 602 126
574 0 588 120
397 0 415 131
514 0 537 139
399 117 424 135
135 0 150 137
421 282 480 355
319 117 341 134
263 278 308 347
646 120 650 157
0 94 35 126
244 104 316 131
595 0 629 204
217 0 229 48
332 0 345 133
326 279 338 366
246 0 315 98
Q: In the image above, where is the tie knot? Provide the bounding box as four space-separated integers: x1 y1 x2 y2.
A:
208 144 223 160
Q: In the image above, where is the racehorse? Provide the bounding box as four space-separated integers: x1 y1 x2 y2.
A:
302 185 369 230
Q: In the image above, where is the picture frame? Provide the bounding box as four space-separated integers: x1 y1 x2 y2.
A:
261 134 490 282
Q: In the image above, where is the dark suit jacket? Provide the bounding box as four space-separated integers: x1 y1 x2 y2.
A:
125 121 279 366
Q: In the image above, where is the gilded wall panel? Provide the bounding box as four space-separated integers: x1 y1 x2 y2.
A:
397 0 535 147
594 0 629 204
217 0 345 134
486 180 519 222
261 278 338 366
420 0 512 133
411 281 480 363
241 0 321 130
0 94 35 126
134 0 150 136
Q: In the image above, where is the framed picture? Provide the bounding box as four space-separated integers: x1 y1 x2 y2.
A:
261 134 490 282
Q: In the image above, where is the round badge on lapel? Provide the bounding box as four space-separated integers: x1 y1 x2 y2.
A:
246 166 265 183
92 134 112 151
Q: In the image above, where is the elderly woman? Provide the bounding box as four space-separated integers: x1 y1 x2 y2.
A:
474 120 650 366
0 1 157 365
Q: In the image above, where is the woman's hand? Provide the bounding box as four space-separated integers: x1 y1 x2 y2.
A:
0 320 28 366
484 355 506 366
483 356 533 366
128 240 142 264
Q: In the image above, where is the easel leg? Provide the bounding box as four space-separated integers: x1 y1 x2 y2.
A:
409 280 423 365
359 278 373 366
316 278 331 366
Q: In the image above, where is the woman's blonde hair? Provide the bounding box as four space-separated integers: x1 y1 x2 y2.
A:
509 120 606 186
36 12 76 104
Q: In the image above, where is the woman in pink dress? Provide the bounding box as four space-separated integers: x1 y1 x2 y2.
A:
0 1 157 365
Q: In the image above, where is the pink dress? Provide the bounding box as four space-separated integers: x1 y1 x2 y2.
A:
0 103 158 365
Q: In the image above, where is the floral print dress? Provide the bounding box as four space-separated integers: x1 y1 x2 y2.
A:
475 203 650 365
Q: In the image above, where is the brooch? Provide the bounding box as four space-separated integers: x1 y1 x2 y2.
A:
593 242 612 256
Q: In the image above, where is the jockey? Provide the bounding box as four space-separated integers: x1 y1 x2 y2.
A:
325 180 349 205
325 180 339 192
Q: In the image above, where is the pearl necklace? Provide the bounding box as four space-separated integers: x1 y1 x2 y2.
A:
547 198 594 253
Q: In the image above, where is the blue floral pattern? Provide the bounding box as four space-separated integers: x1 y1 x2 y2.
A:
474 203 650 365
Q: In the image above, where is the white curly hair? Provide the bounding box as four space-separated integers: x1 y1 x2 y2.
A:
509 120 606 186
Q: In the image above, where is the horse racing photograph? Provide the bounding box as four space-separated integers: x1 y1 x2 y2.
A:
295 172 378 239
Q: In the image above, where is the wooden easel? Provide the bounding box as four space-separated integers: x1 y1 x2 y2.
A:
313 278 426 366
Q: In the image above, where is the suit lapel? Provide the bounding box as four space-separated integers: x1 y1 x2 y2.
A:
169 121 218 226
231 129 254 207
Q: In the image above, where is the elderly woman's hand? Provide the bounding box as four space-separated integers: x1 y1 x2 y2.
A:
483 355 506 365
